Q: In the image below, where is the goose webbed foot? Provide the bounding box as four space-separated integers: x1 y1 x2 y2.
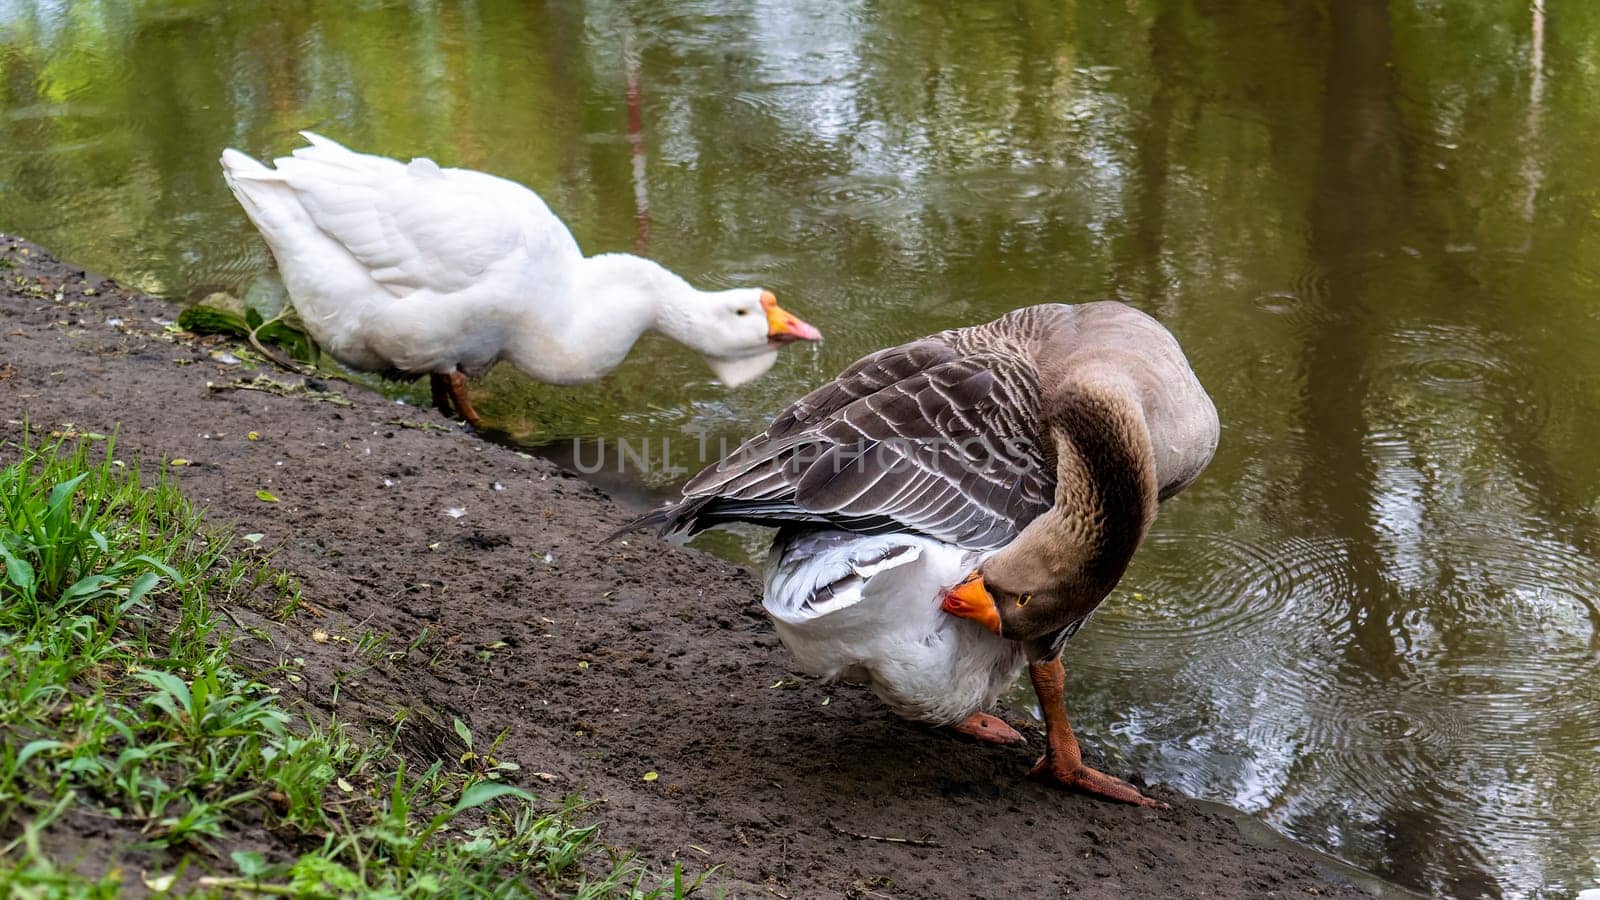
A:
948 711 1026 745
1028 752 1165 808
1027 658 1166 809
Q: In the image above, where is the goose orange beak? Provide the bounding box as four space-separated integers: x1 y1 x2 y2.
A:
941 570 1001 635
761 291 822 345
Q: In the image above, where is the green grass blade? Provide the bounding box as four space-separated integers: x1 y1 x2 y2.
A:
60 573 116 605
0 537 36 591
16 740 64 769
125 571 161 608
452 782 534 815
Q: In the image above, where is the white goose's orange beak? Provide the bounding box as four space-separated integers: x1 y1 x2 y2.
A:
941 570 1001 635
761 291 822 345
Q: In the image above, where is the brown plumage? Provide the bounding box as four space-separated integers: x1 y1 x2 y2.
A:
635 301 1215 556
627 301 1219 807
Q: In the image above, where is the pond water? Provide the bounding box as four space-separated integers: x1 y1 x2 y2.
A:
3 2 1599 896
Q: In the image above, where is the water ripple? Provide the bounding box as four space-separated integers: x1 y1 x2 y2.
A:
1098 532 1364 641
695 253 801 291
1378 325 1553 431
809 177 911 214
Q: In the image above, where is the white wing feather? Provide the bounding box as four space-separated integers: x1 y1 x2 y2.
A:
221 133 594 373
256 132 577 299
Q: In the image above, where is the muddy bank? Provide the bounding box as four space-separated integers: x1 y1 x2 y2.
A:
0 235 1362 898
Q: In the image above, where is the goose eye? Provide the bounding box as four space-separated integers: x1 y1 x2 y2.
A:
1017 593 1032 608
735 308 750 316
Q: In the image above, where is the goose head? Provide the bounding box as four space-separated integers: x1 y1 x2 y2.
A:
939 385 1159 651
939 486 1153 650
576 253 821 386
938 538 1096 643
651 277 821 386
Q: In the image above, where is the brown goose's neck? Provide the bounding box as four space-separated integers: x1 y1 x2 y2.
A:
1037 380 1159 592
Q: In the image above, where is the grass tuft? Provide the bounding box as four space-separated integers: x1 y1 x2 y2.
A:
0 433 716 897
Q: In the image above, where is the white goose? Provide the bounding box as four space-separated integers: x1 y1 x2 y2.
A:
219 132 820 426
630 302 1218 806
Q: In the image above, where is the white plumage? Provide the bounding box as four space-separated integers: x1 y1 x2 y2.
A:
764 530 1026 725
219 133 818 422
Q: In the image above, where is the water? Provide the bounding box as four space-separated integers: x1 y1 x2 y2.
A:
3 1 1599 895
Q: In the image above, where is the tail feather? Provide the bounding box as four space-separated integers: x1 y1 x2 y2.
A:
219 148 303 237
219 148 277 182
298 130 347 152
763 529 927 624
606 497 711 541
289 131 400 176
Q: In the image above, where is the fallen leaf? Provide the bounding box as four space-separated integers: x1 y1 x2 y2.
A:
821 696 831 706
533 771 559 783
312 630 330 643
169 458 191 467
444 507 466 518
141 871 176 892
242 533 264 544
337 777 354 793
247 431 261 441
577 660 589 669
255 490 279 503
642 771 659 782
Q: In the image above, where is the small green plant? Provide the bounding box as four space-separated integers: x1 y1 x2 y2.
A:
0 434 718 896
178 301 320 370
0 437 181 626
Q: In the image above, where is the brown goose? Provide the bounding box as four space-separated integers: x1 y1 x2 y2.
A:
628 301 1218 806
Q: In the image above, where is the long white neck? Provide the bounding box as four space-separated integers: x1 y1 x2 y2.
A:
502 253 683 385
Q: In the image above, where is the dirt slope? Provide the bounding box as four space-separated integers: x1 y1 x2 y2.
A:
0 235 1360 898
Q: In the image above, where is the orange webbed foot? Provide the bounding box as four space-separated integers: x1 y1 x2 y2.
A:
949 712 1026 746
1028 754 1167 809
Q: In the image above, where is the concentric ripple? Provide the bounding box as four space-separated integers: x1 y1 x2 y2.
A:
1079 519 1600 899
1251 265 1335 327
1377 325 1553 431
1094 531 1363 641
809 177 911 214
1386 326 1509 392
951 169 1061 205
1252 290 1305 317
694 253 802 291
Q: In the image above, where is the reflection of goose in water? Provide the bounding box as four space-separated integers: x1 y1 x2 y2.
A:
220 132 819 427
632 301 1217 806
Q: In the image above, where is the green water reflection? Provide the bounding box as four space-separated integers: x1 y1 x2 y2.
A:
4 2 1599 896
